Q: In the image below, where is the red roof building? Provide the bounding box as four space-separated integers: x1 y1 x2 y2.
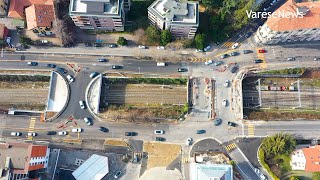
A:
8 0 53 19
302 145 320 172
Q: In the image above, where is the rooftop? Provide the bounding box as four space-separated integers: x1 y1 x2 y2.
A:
69 0 121 16
302 145 320 172
190 163 233 180
25 4 55 30
8 0 53 19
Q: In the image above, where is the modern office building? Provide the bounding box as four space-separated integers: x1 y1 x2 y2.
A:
148 0 199 39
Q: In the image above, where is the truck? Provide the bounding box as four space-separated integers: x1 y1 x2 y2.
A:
157 62 166 67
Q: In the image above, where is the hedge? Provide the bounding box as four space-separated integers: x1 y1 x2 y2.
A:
258 148 280 180
0 75 50 82
259 68 305 75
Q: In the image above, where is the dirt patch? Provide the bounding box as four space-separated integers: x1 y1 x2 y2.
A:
245 109 320 120
301 69 320 78
143 142 181 170
104 139 128 147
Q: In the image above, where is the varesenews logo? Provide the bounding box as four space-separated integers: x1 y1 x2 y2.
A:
246 10 304 19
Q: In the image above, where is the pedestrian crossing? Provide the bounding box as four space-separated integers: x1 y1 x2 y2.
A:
257 48 267 69
248 124 255 137
182 157 190 163
225 143 237 152
134 152 143 159
27 117 36 140
220 42 242 49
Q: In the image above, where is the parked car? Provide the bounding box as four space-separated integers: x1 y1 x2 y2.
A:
205 60 213 65
46 64 56 68
154 130 165 134
222 99 227 107
231 66 238 73
228 121 238 127
254 59 263 63
89 72 100 78
258 49 266 53
245 32 252 38
11 132 21 136
177 68 188 72
67 75 75 82
47 131 57 135
112 65 123 69
28 132 37 136
155 137 166 141
58 131 67 136
109 44 117 48
232 43 239 49
287 57 295 61
186 138 193 146
214 61 223 66
230 52 238 56
72 128 82 133
204 45 211 52
99 126 109 132
98 58 107 62
57 68 67 74
196 130 206 134
243 50 252 54
27 62 38 66
314 57 319 61
125 132 137 136
220 54 228 59
84 117 92 126
114 171 122 179
224 80 229 87
214 118 222 126
157 46 165 50
79 101 86 109
195 49 204 53
85 43 92 47
94 43 102 47
138 45 146 49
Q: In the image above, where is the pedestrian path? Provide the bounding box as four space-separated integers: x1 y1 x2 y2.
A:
27 117 36 140
247 124 255 137
225 142 237 152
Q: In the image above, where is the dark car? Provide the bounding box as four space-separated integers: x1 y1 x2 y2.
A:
85 43 92 47
114 171 122 179
46 64 56 68
125 132 137 136
214 118 222 126
177 68 188 72
155 137 166 141
112 65 123 69
230 52 238 56
254 59 263 63
47 131 57 135
196 130 206 134
94 43 102 47
231 66 238 73
98 58 107 62
228 121 238 127
99 126 109 132
220 54 228 59
109 44 117 48
56 68 67 74
27 62 38 66
243 50 252 54
245 32 252 38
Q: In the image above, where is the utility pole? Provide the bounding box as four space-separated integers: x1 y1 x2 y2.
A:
297 79 301 108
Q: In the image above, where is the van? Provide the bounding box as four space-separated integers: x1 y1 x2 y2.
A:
157 62 166 67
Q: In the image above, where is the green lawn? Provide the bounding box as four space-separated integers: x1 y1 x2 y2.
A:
274 154 291 174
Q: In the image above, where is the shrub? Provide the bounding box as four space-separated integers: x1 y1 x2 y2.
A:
117 37 127 46
258 148 280 180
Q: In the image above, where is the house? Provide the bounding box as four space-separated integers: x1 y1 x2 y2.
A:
254 0 320 44
291 145 320 172
25 4 55 35
148 0 199 39
69 0 130 31
0 23 9 39
8 0 53 19
0 142 50 179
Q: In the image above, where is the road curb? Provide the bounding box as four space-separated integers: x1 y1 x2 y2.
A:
85 74 102 122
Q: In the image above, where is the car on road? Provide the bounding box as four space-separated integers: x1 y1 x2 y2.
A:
109 44 117 48
114 171 122 179
157 46 165 50
314 57 319 61
258 49 266 53
27 62 38 66
67 75 75 82
157 62 166 67
254 59 263 63
83 117 92 126
228 121 238 127
214 61 223 66
11 132 21 136
125 132 137 136
195 49 204 53
214 118 222 126
90 72 100 78
112 65 123 69
222 99 227 107
46 64 56 68
243 50 252 54
245 32 252 38
232 43 239 49
205 60 213 65
94 43 102 47
230 52 238 56
186 138 193 145
47 131 57 135
56 68 67 74
231 66 238 73
177 68 188 72
224 80 229 87
287 57 295 61
58 131 67 136
154 130 165 134
72 128 82 133
196 130 206 134
220 54 228 59
99 126 109 132
98 58 107 62
85 43 92 47
138 45 146 49
155 137 166 141
204 45 211 52
79 101 86 109
28 132 37 136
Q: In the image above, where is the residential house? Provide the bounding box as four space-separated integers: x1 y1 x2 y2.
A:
291 145 320 172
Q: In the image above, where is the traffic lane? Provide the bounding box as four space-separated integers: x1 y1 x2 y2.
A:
0 61 55 70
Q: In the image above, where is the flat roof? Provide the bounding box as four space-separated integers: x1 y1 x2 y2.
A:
69 0 122 17
190 163 233 180
72 154 109 180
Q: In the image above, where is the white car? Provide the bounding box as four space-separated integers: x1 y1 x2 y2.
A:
79 101 86 109
222 99 227 107
157 46 165 50
84 117 92 126
232 43 239 49
154 130 164 134
28 132 37 136
72 128 82 133
58 131 67 136
138 45 146 49
205 60 213 65
67 75 74 82
224 80 230 87
186 138 193 146
11 132 21 136
195 49 204 53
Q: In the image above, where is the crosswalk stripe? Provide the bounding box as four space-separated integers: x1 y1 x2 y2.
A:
182 157 189 163
248 124 255 137
27 118 37 140
134 152 143 158
225 143 237 151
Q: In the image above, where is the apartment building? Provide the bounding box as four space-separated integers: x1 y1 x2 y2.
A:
254 0 320 44
148 0 199 39
69 0 129 31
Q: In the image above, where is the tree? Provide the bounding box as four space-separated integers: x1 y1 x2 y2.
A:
145 26 160 44
160 29 172 46
194 33 206 50
20 36 33 45
202 0 223 8
290 177 300 180
261 133 296 157
117 37 127 46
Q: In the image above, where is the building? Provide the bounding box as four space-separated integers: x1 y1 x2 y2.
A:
0 142 50 179
0 23 9 39
72 154 109 180
291 145 320 172
8 0 53 19
0 0 9 16
254 0 320 44
25 4 55 35
190 163 233 180
148 0 199 39
69 0 129 31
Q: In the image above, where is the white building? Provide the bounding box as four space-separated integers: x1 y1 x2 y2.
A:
290 145 320 172
291 148 306 170
148 0 199 39
254 0 320 44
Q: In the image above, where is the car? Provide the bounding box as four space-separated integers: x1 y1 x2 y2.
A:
114 171 122 178
58 131 67 136
254 59 263 63
157 46 165 50
222 99 227 107
27 62 38 66
245 32 252 38
177 68 188 72
79 101 86 109
243 50 252 54
98 58 107 62
258 49 266 53
67 75 75 82
214 61 223 66
71 128 82 133
138 45 146 49
231 66 238 73
205 60 213 65
28 132 37 136
11 132 21 136
186 138 193 146
204 45 211 52
224 80 229 87
85 43 92 47
99 126 109 132
125 132 137 136
83 117 92 126
94 43 102 47
196 130 206 134
232 43 239 49
228 121 238 127
89 72 100 78
214 118 222 126
230 52 238 56
315 57 320 61
112 65 123 69
56 68 67 74
287 57 295 61
154 130 165 134
220 54 228 59
155 137 166 141
47 131 57 135
195 49 204 53
46 64 56 68
109 44 117 48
